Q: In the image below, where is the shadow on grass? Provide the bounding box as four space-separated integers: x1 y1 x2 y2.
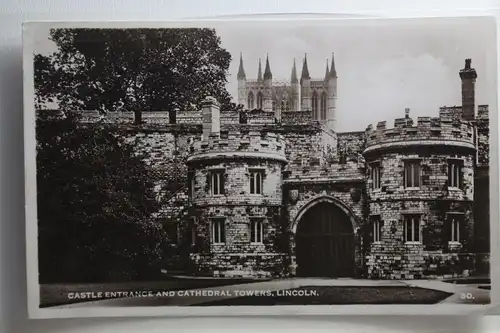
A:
40 277 263 308
195 286 453 306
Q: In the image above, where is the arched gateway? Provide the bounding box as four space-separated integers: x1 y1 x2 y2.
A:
294 199 356 277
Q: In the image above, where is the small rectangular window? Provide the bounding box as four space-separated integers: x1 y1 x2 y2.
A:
404 161 421 188
250 170 264 194
404 215 421 242
250 219 264 243
371 217 382 242
165 222 180 244
210 170 225 195
188 172 195 200
212 218 226 244
371 164 381 190
447 215 464 243
448 161 463 188
189 217 197 246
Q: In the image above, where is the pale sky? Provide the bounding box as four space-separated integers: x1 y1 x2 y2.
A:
32 17 497 132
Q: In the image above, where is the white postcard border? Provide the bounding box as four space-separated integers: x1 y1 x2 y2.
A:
22 17 500 319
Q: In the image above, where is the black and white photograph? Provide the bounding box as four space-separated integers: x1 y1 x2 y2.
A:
23 17 498 318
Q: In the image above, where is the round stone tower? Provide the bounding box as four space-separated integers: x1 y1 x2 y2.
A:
186 97 288 278
362 109 476 279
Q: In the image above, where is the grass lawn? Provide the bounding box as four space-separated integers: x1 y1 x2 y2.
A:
196 286 452 306
40 277 260 308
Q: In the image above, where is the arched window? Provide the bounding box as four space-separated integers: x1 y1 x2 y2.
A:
247 91 255 110
320 92 327 120
256 92 263 109
272 99 277 111
312 91 318 120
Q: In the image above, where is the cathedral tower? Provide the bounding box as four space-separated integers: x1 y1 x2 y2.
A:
300 54 311 111
237 52 247 109
327 53 338 131
459 58 477 121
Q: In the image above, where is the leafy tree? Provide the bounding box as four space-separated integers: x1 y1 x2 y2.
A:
36 112 167 283
35 28 235 112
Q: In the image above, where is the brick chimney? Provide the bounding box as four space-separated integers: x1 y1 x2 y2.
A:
459 58 478 121
202 96 220 141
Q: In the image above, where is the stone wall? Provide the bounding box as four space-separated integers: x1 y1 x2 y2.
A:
337 131 366 163
282 123 337 178
476 105 490 166
474 105 490 255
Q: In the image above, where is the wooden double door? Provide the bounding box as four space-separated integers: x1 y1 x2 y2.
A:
296 202 355 278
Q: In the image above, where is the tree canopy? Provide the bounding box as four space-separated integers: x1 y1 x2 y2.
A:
36 113 167 283
35 28 237 112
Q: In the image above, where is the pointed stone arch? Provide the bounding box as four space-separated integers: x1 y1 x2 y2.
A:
290 195 359 234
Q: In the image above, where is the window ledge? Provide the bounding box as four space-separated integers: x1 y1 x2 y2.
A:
250 242 264 245
404 187 420 190
448 241 462 245
372 241 382 244
447 187 463 191
404 241 422 245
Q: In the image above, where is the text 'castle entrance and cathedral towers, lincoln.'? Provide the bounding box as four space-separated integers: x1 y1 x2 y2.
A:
66 54 490 280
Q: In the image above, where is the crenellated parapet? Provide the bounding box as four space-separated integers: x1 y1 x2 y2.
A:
363 111 475 157
187 127 287 165
281 111 313 125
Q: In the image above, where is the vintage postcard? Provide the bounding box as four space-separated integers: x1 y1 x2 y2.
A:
23 16 498 318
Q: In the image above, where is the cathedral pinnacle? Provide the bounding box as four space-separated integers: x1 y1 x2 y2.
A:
237 52 246 80
329 52 337 78
301 53 310 81
291 58 298 83
257 58 263 81
263 54 272 80
324 59 330 80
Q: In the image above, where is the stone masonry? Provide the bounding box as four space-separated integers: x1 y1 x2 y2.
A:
39 58 491 280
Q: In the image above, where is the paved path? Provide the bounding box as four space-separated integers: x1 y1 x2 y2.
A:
401 280 490 304
51 278 489 308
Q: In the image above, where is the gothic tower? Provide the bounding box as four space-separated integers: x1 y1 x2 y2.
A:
459 58 477 121
237 52 247 109
291 59 300 112
300 54 311 111
327 53 338 131
263 54 274 113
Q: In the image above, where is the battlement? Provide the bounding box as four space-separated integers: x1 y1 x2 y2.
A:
281 111 313 124
477 105 489 120
364 111 475 154
188 127 287 164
